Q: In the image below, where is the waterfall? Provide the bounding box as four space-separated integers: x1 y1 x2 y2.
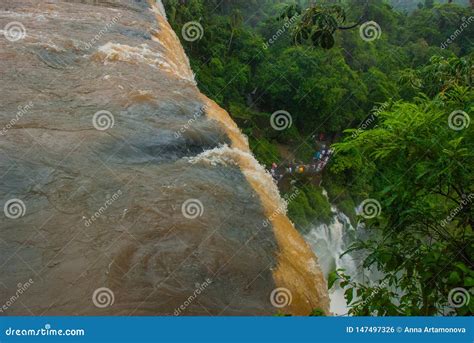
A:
0 0 329 315
304 190 360 316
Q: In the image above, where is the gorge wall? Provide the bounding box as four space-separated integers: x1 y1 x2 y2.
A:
0 0 329 316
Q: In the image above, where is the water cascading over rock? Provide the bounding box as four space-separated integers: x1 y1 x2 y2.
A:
0 0 329 315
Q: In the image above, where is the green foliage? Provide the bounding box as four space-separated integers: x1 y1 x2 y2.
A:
331 56 474 315
249 136 281 167
286 184 333 231
274 308 326 316
164 0 472 137
399 55 473 99
255 46 368 134
309 308 326 316
287 3 347 49
322 174 358 225
404 4 474 55
392 0 470 12
164 0 474 316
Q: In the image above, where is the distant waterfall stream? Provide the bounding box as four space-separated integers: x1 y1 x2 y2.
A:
304 190 365 315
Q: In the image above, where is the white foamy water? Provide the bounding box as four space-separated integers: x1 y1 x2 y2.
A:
95 42 195 83
304 190 359 315
152 1 167 19
0 0 330 315
188 144 287 212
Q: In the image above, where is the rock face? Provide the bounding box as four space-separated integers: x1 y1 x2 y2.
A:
0 0 329 315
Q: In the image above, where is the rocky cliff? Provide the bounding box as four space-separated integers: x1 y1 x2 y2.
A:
0 0 329 316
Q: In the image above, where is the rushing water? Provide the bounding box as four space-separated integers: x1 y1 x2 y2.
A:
0 0 328 315
304 190 361 315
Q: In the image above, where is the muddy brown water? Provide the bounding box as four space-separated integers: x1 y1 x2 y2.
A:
0 0 329 315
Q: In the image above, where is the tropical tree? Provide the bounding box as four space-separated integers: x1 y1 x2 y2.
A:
330 57 473 315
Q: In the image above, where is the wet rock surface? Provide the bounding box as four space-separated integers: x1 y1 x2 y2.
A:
0 0 329 315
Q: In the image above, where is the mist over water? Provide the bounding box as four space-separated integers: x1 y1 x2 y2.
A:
304 190 365 316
